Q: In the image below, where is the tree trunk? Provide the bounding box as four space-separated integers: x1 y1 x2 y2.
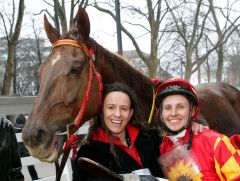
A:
1 0 24 95
216 45 224 82
184 50 193 80
2 46 15 95
147 57 159 78
206 59 211 83
184 62 192 80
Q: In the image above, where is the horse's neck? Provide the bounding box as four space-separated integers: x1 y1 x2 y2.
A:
95 45 154 120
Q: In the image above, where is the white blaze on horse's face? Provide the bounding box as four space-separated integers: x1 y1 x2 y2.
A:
51 51 61 66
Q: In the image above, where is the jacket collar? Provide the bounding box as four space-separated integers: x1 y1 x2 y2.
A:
165 128 191 144
91 124 139 147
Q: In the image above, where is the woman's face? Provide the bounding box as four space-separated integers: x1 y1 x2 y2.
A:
161 94 194 131
103 91 133 139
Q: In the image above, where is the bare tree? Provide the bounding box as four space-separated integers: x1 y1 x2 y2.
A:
0 0 25 95
10 33 49 96
166 0 240 81
36 0 88 34
93 0 169 78
225 30 240 86
208 0 240 82
165 0 211 80
28 15 46 93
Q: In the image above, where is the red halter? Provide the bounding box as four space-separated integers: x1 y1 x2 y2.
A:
52 39 103 181
52 39 103 157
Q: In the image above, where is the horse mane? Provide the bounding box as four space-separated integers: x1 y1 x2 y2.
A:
92 39 154 105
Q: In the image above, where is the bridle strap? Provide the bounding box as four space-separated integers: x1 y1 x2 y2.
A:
53 39 82 49
53 39 102 129
52 39 103 181
147 87 156 124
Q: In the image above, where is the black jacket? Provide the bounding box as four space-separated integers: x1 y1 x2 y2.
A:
72 126 163 181
0 116 24 181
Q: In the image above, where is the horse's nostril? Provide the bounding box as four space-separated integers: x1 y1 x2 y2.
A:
34 128 46 146
23 127 47 148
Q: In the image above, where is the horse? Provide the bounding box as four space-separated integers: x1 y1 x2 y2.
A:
22 7 240 163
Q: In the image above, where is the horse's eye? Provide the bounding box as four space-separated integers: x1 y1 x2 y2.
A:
70 65 82 75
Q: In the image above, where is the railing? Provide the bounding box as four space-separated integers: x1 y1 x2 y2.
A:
0 96 36 115
17 131 73 181
16 132 72 181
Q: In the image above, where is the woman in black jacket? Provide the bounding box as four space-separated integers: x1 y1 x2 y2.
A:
0 116 24 181
72 82 163 180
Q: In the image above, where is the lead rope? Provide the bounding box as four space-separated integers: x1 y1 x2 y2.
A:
53 39 102 181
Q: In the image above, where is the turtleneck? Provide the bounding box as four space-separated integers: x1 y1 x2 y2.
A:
167 129 187 143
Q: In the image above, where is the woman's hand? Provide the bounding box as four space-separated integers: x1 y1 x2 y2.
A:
191 122 209 135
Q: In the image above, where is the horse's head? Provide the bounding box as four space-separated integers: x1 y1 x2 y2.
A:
22 8 102 162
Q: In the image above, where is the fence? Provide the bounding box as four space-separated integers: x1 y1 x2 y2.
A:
0 96 35 115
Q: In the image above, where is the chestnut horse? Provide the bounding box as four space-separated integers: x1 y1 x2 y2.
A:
22 7 240 162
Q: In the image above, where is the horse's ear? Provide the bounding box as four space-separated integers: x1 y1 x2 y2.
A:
74 7 90 40
44 15 61 44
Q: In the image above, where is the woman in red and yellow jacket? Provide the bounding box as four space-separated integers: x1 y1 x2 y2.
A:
156 78 240 181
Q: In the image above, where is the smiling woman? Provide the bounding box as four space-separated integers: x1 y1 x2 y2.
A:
72 82 164 181
161 95 192 132
156 78 240 180
102 90 133 144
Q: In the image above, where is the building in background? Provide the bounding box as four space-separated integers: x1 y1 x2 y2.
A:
0 38 49 95
123 50 172 80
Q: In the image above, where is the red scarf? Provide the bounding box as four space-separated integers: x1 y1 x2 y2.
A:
91 124 143 167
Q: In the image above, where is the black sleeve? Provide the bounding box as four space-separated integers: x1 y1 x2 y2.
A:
0 117 24 181
72 158 89 181
72 158 111 181
10 123 24 181
72 143 95 181
72 142 115 181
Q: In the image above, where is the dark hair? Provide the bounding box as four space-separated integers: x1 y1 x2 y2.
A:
87 82 143 164
88 82 143 138
103 82 143 124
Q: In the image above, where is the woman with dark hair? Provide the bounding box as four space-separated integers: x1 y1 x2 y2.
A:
72 82 164 180
156 78 240 180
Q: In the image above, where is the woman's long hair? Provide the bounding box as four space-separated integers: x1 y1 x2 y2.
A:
87 82 144 165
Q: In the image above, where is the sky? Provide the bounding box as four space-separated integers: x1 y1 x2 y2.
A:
23 0 142 52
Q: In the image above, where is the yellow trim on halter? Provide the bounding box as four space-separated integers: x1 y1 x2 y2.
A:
52 39 92 58
148 87 156 124
53 39 82 48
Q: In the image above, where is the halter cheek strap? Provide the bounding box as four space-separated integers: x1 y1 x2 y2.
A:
52 39 103 181
52 39 103 154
